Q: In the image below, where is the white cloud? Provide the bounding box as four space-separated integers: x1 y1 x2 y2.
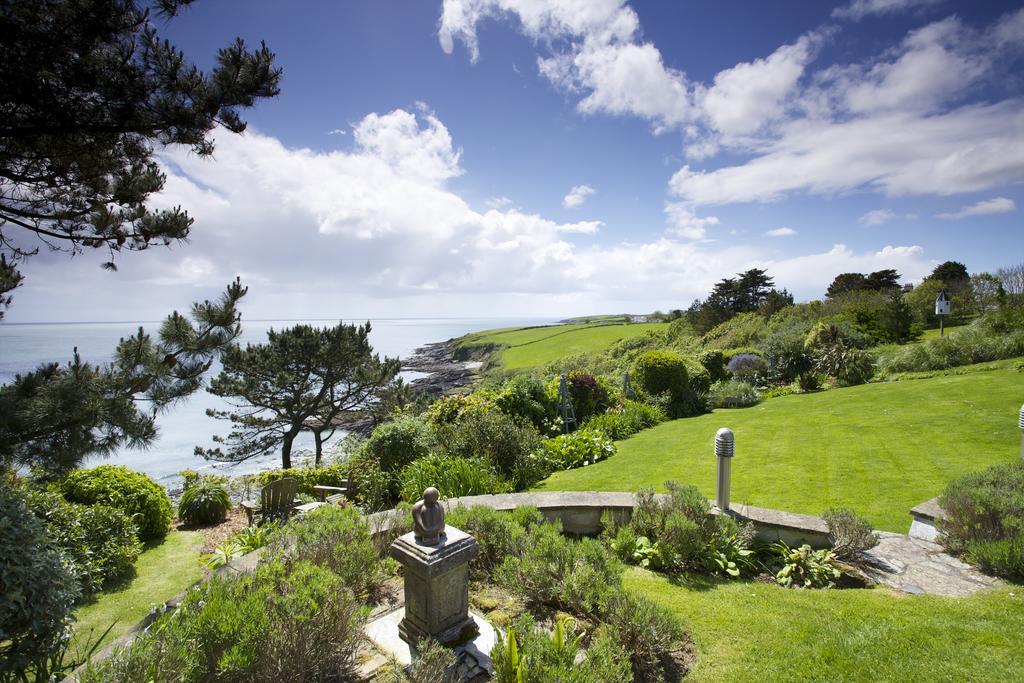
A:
562 184 595 208
698 34 820 139
7 107 936 321
765 227 797 237
936 196 1017 220
860 209 897 226
832 0 942 22
665 203 719 240
485 196 514 209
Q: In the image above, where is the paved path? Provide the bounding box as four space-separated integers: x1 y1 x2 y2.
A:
860 532 1003 597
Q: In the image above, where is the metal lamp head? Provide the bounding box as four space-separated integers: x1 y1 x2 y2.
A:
715 427 735 458
1019 403 1024 430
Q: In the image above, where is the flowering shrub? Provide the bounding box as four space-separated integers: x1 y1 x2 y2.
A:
535 429 615 472
726 353 768 384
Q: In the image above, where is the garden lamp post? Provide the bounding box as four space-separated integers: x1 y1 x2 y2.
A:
715 427 734 512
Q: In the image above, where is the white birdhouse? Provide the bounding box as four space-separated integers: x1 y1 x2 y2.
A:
935 289 951 316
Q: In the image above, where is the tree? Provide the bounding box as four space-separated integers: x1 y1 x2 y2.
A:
200 322 400 469
759 288 794 317
970 273 1003 314
0 0 281 310
0 281 247 474
904 277 945 326
865 269 901 291
927 261 969 284
996 263 1024 297
826 273 868 298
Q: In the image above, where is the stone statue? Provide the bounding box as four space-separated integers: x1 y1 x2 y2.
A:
412 486 445 546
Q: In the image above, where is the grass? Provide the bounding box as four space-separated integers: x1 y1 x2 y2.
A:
455 321 664 370
537 365 1024 531
69 530 204 657
626 567 1024 682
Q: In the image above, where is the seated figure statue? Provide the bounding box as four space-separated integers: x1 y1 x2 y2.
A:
412 486 445 546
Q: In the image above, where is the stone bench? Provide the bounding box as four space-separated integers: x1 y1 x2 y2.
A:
908 497 946 542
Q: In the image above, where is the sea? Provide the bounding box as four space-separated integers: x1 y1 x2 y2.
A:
0 317 555 485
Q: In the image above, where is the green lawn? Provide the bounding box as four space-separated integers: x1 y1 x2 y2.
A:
626 568 1024 682
70 530 204 656
538 366 1023 531
456 322 664 369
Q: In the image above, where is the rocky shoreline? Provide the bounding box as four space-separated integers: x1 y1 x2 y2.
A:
402 339 482 397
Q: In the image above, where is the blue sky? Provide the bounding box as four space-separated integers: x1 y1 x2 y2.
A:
9 0 1024 321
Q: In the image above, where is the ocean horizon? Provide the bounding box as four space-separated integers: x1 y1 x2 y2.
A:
0 316 557 484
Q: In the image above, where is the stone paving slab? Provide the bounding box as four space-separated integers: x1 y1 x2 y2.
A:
860 532 1002 597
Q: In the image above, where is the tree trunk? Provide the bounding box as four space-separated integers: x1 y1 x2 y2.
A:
281 431 295 469
313 429 323 466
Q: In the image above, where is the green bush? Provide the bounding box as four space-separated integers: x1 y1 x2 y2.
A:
27 490 141 593
492 615 632 683
437 409 543 487
708 379 761 408
534 429 616 473
177 480 231 526
492 374 554 429
345 452 393 512
697 349 728 383
80 559 367 683
823 508 878 560
446 505 543 579
609 482 753 576
398 454 512 503
563 371 612 422
939 460 1024 580
772 541 841 589
632 351 709 418
267 505 386 600
361 414 435 472
256 462 349 497
726 353 767 384
583 399 666 440
601 590 687 681
496 521 622 617
0 486 81 682
62 465 173 540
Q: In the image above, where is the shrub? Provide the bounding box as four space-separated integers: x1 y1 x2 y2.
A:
601 591 687 681
583 399 666 440
708 379 761 409
697 349 728 383
823 508 878 560
610 482 753 576
772 541 841 589
345 452 393 511
257 462 349 497
80 559 367 683
564 371 612 422
726 353 767 384
939 460 1024 580
0 486 81 682
495 522 622 617
62 465 173 540
760 322 815 385
267 505 386 600
177 480 231 526
492 616 632 683
424 392 498 426
492 374 554 429
27 490 141 593
362 414 436 472
814 343 875 386
437 409 543 487
632 351 709 418
179 469 228 491
534 429 616 473
445 505 540 579
398 454 512 503
878 321 1024 374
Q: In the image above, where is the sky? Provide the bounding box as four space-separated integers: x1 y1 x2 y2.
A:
7 0 1024 322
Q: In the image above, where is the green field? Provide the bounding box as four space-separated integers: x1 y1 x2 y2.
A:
537 366 1023 531
70 531 204 657
626 568 1024 682
456 322 664 370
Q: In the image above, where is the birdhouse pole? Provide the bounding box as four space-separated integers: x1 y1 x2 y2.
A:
714 427 734 512
935 289 951 336
1019 403 1024 460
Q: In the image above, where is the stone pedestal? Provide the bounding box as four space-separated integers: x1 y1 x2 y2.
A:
390 524 479 646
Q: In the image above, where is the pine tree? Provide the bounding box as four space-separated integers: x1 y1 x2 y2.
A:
199 322 400 469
